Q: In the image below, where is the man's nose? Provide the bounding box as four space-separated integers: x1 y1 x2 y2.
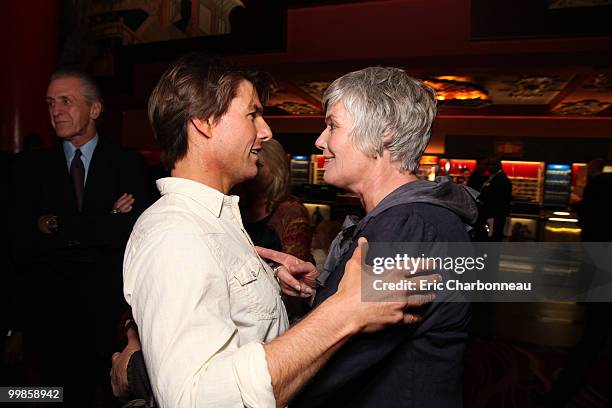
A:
258 118 273 141
50 104 62 117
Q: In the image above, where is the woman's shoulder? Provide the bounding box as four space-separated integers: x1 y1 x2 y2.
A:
274 196 309 216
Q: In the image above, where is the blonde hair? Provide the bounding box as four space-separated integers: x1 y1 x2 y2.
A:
261 139 291 212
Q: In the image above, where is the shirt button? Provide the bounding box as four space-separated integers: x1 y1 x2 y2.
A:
251 271 257 278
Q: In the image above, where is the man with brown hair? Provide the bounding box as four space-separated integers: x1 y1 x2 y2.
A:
120 53 434 407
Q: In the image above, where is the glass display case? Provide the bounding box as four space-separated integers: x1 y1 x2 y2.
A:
501 160 545 204
309 154 326 185
290 155 310 185
570 163 587 204
543 163 572 208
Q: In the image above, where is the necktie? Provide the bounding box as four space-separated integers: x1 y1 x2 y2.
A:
70 149 85 212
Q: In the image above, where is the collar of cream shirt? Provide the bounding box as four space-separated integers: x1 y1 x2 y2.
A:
156 177 240 219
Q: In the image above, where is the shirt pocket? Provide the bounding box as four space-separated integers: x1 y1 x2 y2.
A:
232 257 279 320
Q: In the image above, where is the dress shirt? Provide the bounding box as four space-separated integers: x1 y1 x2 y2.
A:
62 134 98 184
124 177 289 408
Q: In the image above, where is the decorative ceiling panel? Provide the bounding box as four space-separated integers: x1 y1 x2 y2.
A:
267 82 322 115
553 73 612 115
294 81 332 104
262 72 612 117
483 75 572 105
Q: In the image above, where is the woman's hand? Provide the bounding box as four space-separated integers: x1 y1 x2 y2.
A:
256 246 319 298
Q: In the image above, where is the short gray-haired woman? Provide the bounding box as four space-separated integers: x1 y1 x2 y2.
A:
288 66 479 407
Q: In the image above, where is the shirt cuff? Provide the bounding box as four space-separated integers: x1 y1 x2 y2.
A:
232 342 276 408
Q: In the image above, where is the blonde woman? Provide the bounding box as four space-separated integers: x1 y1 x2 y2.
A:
238 139 313 263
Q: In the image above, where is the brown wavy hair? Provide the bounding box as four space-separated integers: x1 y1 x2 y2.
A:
148 53 271 170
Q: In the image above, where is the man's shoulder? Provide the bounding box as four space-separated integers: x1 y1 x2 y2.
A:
94 140 146 163
15 146 60 161
133 196 223 238
276 197 306 212
272 198 309 222
590 173 612 188
11 148 62 178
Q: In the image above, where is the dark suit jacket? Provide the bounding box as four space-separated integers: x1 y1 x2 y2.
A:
578 173 612 242
9 139 150 355
0 153 13 347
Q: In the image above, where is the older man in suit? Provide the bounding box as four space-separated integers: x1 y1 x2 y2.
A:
8 69 150 406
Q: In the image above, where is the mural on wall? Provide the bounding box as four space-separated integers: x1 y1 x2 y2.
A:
552 73 612 115
583 73 612 91
267 83 322 115
549 0 612 8
483 75 571 105
552 99 610 116
422 76 491 106
88 0 245 45
262 72 612 117
58 0 285 75
291 77 493 107
294 81 332 104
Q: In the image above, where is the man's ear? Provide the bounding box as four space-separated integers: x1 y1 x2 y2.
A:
191 117 214 139
90 101 102 120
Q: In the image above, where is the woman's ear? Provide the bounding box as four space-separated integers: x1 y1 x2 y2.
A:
376 129 394 158
382 129 394 148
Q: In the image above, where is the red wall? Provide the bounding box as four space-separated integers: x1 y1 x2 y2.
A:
228 0 611 67
0 1 57 152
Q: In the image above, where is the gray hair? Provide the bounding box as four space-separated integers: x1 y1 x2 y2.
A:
322 67 437 173
50 68 103 106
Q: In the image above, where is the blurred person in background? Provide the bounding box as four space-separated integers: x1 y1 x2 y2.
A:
456 167 471 186
235 138 314 319
236 139 313 262
467 159 488 192
477 157 512 241
578 158 611 243
311 219 343 272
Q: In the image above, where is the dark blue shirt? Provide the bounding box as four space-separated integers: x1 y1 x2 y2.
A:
292 202 471 408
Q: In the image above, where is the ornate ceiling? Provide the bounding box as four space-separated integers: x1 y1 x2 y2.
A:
266 72 612 117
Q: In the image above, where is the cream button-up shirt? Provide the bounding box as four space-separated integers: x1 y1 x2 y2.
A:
124 177 289 407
